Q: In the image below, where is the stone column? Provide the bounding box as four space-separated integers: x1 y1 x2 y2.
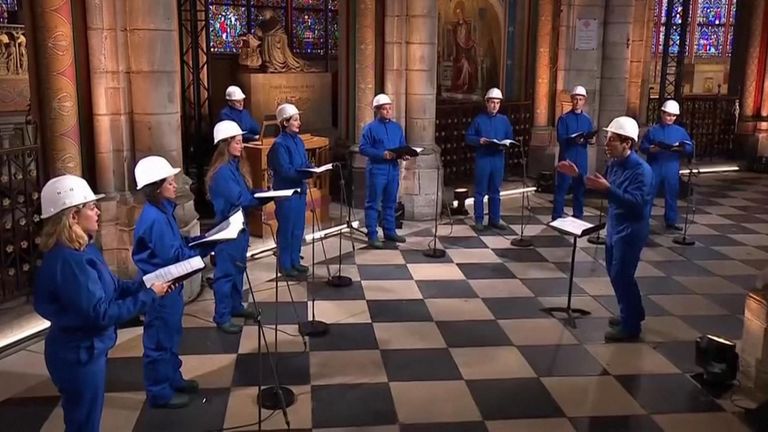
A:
85 0 133 194
350 0 376 208
628 0 650 119
528 0 556 176
30 0 83 177
400 0 440 220
736 1 768 161
384 0 407 126
740 288 768 401
741 0 766 119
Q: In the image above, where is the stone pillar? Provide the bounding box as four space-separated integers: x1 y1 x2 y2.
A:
741 1 766 120
384 0 407 126
85 0 133 194
736 1 768 161
740 288 768 400
350 0 377 208
528 0 556 176
30 0 83 177
627 0 649 119
400 0 440 221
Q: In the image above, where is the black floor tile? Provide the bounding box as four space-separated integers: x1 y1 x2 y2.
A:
646 261 713 277
457 263 517 280
702 294 748 315
178 326 242 355
308 323 379 351
654 341 699 374
724 275 759 290
368 300 433 322
105 357 146 392
231 352 310 387
680 315 744 341
381 349 462 381
521 278 588 297
731 206 768 214
407 227 437 237
669 246 731 261
417 280 478 298
690 235 749 247
501 215 533 225
705 224 761 235
492 248 549 262
594 296 667 317
252 302 309 326
311 383 398 428
570 415 663 432
318 251 356 265
554 262 606 278
400 422 488 432
438 236 488 249
133 390 228 432
636 277 693 295
482 297 549 319
437 320 512 347
0 396 60 432
401 249 454 264
307 280 366 300
615 374 724 414
518 345 607 377
466 378 564 419
745 260 768 271
721 214 768 224
357 265 414 280
528 236 574 248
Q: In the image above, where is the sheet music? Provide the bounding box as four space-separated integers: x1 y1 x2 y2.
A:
189 209 245 246
548 216 595 236
412 147 424 153
142 256 205 286
253 188 300 199
298 163 334 174
488 139 518 147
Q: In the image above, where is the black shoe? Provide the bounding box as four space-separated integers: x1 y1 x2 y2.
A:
604 327 640 343
217 321 243 334
281 268 300 278
232 305 258 320
368 238 384 249
666 224 683 232
174 379 200 394
489 221 508 230
384 233 406 243
152 392 191 409
608 316 621 328
475 223 487 231
294 264 309 274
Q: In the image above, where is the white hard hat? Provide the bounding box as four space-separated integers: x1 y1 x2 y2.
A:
41 175 105 219
213 120 245 145
225 85 246 101
372 93 393 109
276 103 300 121
571 85 587 97
484 88 503 100
603 116 639 142
134 156 181 190
660 99 680 115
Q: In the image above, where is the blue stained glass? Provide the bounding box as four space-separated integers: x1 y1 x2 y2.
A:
727 29 733 55
293 0 324 8
292 9 326 55
329 0 339 9
2 0 17 11
208 5 248 53
328 10 339 55
695 24 724 56
253 0 286 6
698 0 727 25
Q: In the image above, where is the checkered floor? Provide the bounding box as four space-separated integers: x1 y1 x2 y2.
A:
2 172 768 431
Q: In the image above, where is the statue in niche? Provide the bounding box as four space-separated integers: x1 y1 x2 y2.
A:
15 32 26 74
450 1 478 93
237 8 319 73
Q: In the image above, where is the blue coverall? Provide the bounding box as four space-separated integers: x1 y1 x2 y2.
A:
219 105 261 142
34 242 158 432
132 199 213 406
209 158 270 326
465 111 514 225
553 110 594 220
603 151 654 336
359 117 405 240
267 130 313 273
639 123 694 227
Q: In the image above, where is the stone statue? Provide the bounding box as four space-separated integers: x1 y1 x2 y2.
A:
15 32 26 74
237 8 318 73
238 33 263 69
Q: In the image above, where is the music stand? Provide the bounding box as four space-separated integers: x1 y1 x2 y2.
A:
423 149 446 258
303 185 331 337
509 138 534 248
541 217 605 328
327 163 355 287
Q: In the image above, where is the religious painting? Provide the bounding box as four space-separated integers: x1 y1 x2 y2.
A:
438 0 504 102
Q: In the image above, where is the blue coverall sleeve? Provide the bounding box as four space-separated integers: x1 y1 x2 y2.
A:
135 222 202 276
243 113 261 142
507 117 515 140
359 125 387 161
607 168 653 217
219 107 235 123
59 259 157 328
210 167 263 210
268 142 307 182
465 117 482 147
116 278 149 299
556 115 569 147
680 131 694 157
639 129 653 155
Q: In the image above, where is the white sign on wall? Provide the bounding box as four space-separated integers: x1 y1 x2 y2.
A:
575 19 599 51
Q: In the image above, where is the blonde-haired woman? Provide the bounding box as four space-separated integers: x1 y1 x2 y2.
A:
34 175 169 431
207 120 271 334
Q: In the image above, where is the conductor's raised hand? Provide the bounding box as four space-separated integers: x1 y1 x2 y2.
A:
149 281 172 297
585 172 610 191
556 160 579 177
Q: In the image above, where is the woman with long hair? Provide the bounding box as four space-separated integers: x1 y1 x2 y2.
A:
267 103 313 278
132 155 215 409
34 174 170 431
207 120 271 334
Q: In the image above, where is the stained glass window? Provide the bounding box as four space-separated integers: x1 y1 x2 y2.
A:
293 0 324 8
328 8 339 56
695 25 724 56
209 5 248 54
652 0 737 59
1 0 17 11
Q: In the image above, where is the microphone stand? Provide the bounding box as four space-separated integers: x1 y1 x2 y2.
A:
510 138 533 248
673 148 697 246
303 174 331 336
424 149 446 258
327 163 353 287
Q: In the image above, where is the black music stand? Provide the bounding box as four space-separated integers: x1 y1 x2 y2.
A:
587 199 606 245
509 138 534 248
541 217 605 328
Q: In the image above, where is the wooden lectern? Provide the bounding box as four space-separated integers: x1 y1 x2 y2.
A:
242 120 331 238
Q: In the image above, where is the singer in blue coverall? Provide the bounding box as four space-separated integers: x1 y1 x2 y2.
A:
267 104 314 278
132 156 216 409
639 104 694 231
219 85 261 142
34 174 168 431
465 88 514 230
553 86 594 220
207 121 272 334
360 94 407 249
557 116 653 342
